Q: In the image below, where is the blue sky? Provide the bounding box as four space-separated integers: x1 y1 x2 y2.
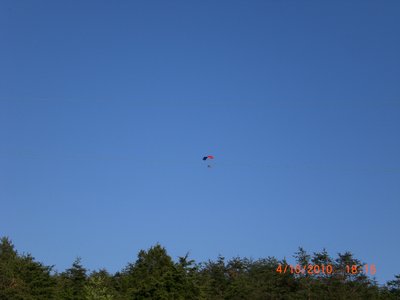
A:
1 0 399 283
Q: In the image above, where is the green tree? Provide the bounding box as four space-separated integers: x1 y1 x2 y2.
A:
199 255 228 299
18 254 56 299
387 274 400 298
119 244 200 299
85 270 115 300
0 237 56 299
0 237 29 299
57 257 87 300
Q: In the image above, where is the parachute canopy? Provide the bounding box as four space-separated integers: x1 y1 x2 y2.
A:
202 155 214 160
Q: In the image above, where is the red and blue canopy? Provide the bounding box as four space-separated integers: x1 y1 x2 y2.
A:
202 155 214 160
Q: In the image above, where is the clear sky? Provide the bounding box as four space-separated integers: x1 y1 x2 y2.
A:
1 0 399 283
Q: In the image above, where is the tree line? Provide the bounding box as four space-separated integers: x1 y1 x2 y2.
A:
1 237 399 299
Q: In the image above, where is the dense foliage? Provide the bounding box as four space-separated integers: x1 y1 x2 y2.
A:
0 237 398 299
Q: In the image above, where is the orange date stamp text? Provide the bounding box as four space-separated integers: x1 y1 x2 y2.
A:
276 264 376 275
